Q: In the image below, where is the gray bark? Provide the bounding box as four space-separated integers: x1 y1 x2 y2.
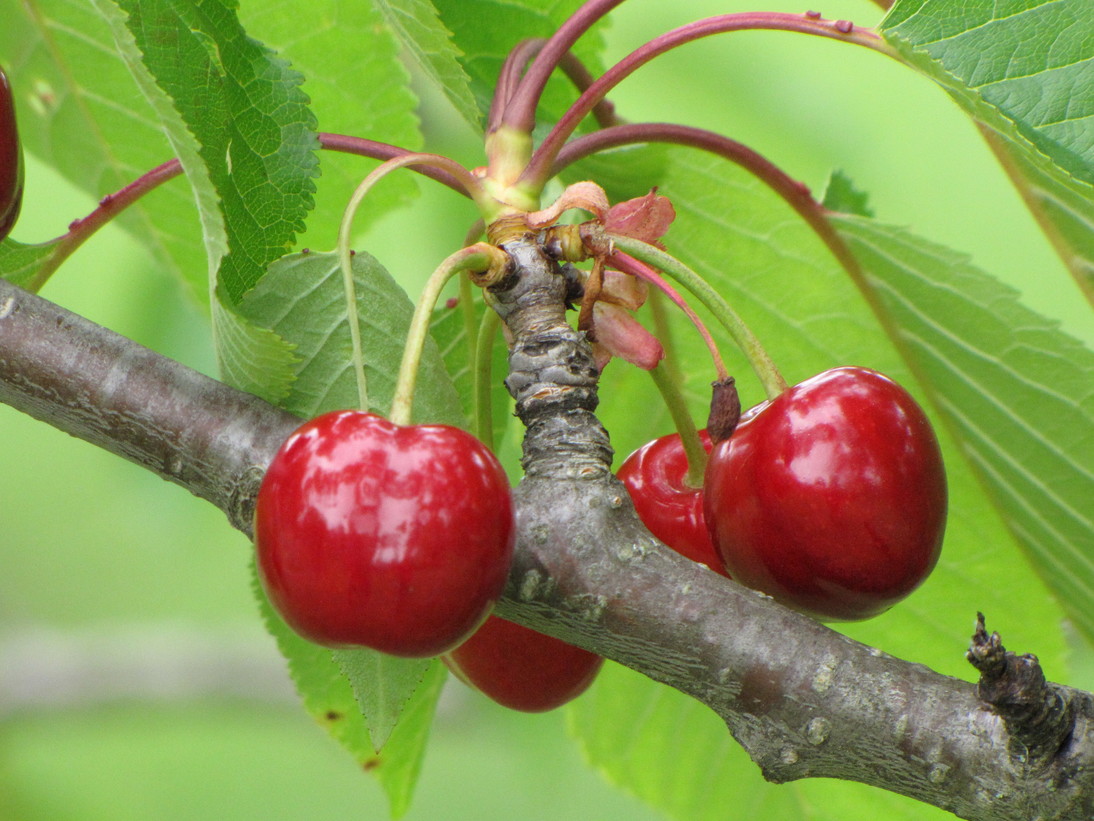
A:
1 250 1091 820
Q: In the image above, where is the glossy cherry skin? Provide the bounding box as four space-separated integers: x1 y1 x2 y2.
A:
0 67 23 240
443 615 604 712
254 410 515 657
617 430 729 576
703 367 946 621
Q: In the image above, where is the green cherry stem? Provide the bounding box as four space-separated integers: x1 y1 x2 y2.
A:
648 359 707 487
337 153 488 413
474 307 502 447
606 232 787 400
646 289 707 487
389 243 509 427
501 0 628 134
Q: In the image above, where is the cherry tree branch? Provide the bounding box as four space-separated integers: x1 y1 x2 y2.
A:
0 272 1091 820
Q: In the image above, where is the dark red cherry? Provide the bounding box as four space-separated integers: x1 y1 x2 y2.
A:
617 429 729 575
703 367 946 621
0 67 24 241
444 615 603 712
254 410 515 657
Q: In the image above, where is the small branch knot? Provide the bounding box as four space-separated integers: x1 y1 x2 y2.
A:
967 612 1075 768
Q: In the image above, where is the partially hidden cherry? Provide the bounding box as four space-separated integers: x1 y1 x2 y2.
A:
617 429 729 576
254 410 515 657
703 367 946 621
0 66 24 241
443 615 604 712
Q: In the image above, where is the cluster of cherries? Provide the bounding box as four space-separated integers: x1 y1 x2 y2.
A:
254 363 946 716
620 366 947 621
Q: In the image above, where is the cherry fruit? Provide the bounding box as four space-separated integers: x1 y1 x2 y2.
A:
443 615 604 712
0 67 23 241
254 410 515 657
617 430 729 575
703 367 946 621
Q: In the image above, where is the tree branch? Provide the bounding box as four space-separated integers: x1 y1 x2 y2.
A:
1 272 1091 820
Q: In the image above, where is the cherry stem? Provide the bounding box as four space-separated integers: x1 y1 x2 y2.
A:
520 12 896 189
555 122 821 237
474 307 502 448
606 232 787 399
337 153 485 413
24 159 180 293
608 250 728 381
390 243 507 427
501 0 629 134
489 38 621 135
649 358 707 487
21 134 478 294
646 288 708 486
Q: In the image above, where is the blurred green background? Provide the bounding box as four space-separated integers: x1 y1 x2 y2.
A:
2 0 1091 819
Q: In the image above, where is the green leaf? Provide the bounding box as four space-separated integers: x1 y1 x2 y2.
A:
369 660 448 818
983 128 1094 306
331 649 434 752
0 238 61 290
1 2 206 302
431 0 608 130
373 0 480 129
232 250 463 425
108 0 319 306
821 170 874 218
252 571 445 818
832 212 1094 643
880 0 1094 302
592 148 1070 820
882 0 1094 187
240 0 424 250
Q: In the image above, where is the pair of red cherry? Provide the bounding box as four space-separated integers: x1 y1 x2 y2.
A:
619 367 947 621
254 410 601 713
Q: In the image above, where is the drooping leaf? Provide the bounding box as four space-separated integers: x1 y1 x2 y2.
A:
106 0 319 307
429 286 513 440
368 660 448 818
253 575 445 818
822 169 874 218
373 0 480 128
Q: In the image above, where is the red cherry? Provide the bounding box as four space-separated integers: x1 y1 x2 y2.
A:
0 67 24 241
254 410 515 657
703 367 946 621
617 430 729 575
443 615 603 712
